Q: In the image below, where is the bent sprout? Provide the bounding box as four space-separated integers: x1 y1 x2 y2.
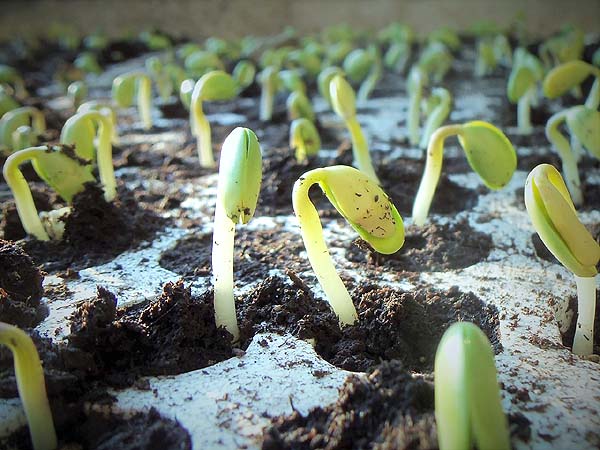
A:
292 166 405 325
329 74 379 183
190 70 239 168
317 66 344 108
0 64 27 98
290 118 321 163
543 60 600 110
286 90 315 121
435 322 510 450
419 87 452 149
0 322 57 450
407 66 427 146
232 60 256 90
212 128 262 341
67 80 88 108
412 121 516 226
112 71 153 130
525 164 600 356
507 48 543 135
0 106 46 154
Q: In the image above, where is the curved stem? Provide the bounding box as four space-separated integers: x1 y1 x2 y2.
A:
346 117 379 183
419 89 451 149
412 124 463 226
517 86 534 135
357 63 382 103
212 201 239 341
259 82 274 122
585 77 600 110
137 75 152 130
2 146 49 240
572 275 597 356
546 111 582 206
0 322 57 450
292 170 358 325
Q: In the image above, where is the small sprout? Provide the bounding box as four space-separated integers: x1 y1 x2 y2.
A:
507 48 544 135
293 166 405 325
384 39 411 73
279 69 306 94
139 30 171 51
324 40 353 65
0 106 46 155
413 121 516 226
435 322 510 450
475 39 497 77
67 80 88 109
179 78 194 110
407 66 428 146
286 90 315 121
112 71 153 130
317 66 344 107
184 50 224 78
212 128 262 341
232 60 256 90
0 86 20 116
257 66 281 122
525 164 600 355
343 48 375 84
543 60 600 110
356 47 383 102
145 56 174 101
287 48 322 78
77 101 119 145
205 37 241 61
419 87 452 149
545 106 600 205
74 52 102 75
0 64 27 98
539 26 584 71
0 322 57 450
290 118 321 163
329 74 379 183
418 42 453 83
428 27 460 51
493 34 512 67
190 70 239 168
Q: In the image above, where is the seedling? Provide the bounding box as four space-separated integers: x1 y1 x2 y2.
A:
258 66 281 122
286 90 315 121
412 121 516 226
212 128 262 341
525 164 600 356
179 79 194 110
357 49 382 102
146 56 173 101
324 41 353 65
317 66 344 107
0 322 57 450
428 27 460 51
435 322 510 450
0 86 20 116
74 52 102 75
543 60 600 110
139 30 171 51
0 64 27 99
290 118 321 163
287 48 321 78
185 50 224 78
342 47 381 102
292 165 405 325
190 70 239 168
418 42 453 83
77 101 119 145
112 71 153 130
419 87 452 149
279 69 306 94
475 39 496 77
407 66 428 146
384 39 411 74
539 26 584 71
232 60 256 89
205 37 241 61
0 106 46 154
329 74 379 183
507 48 544 134
67 80 88 108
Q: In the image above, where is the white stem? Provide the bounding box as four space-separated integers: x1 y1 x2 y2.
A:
212 202 239 341
408 88 421 146
572 275 597 356
517 87 534 135
137 76 152 130
260 84 274 122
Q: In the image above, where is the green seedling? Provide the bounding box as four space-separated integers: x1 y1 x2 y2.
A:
0 87 20 116
419 87 452 149
287 48 321 78
286 90 314 121
165 63 187 93
545 106 600 205
74 52 102 75
146 56 173 101
290 118 321 163
418 41 453 84
184 50 224 78
279 69 306 94
0 322 57 450
507 48 544 134
343 48 375 84
357 47 383 102
413 121 516 226
324 40 353 65
177 43 202 60
317 66 344 107
493 34 512 67
0 107 46 155
0 64 27 99
539 26 584 71
205 37 241 61
525 164 600 356
384 39 411 74
232 60 256 89
377 22 414 45
292 165 404 325
258 66 281 122
3 145 95 240
475 39 497 77
428 27 460 51
139 30 171 51
77 101 119 145
407 66 428 146
67 80 88 109
190 70 239 168
543 60 600 110
329 74 379 183
435 322 510 450
112 71 153 130
179 79 194 110
212 128 262 341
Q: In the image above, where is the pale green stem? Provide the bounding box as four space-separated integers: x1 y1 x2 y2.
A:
408 85 422 146
346 117 379 183
95 115 117 201
585 77 600 110
292 170 358 325
412 124 463 226
295 142 308 164
260 83 274 122
572 275 597 356
191 102 215 168
212 201 239 341
517 86 534 135
546 111 582 206
419 90 451 149
0 322 57 450
137 75 152 130
357 63 382 103
571 134 583 163
2 146 49 240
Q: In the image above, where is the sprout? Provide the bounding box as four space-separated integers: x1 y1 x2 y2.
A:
493 34 512 67
184 50 224 78
428 27 460 51
0 322 57 450
356 47 383 102
0 107 46 155
205 37 241 61
232 60 256 90
290 118 321 163
292 165 405 325
543 60 600 110
0 64 27 99
419 88 452 149
77 100 119 145
539 26 584 71
407 66 428 146
435 322 510 450
324 40 353 65
384 39 411 74
0 86 20 116
545 106 599 206
190 70 239 168
3 145 95 240
412 121 516 226
286 91 315 121
145 56 173 101
475 39 496 77
179 78 194 111
112 71 153 130
317 66 344 107
74 52 102 75
279 69 306 94
67 80 88 109
212 128 262 341
287 48 322 78
525 164 600 356
258 66 281 122
329 74 380 183
507 48 544 135
418 42 453 83
342 48 375 84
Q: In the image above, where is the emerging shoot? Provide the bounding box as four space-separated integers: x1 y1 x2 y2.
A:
258 66 280 122
0 106 46 154
112 71 153 130
317 66 344 108
290 118 321 163
507 48 543 135
67 80 88 109
419 87 452 149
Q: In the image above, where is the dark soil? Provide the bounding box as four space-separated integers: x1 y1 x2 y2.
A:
0 239 46 328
